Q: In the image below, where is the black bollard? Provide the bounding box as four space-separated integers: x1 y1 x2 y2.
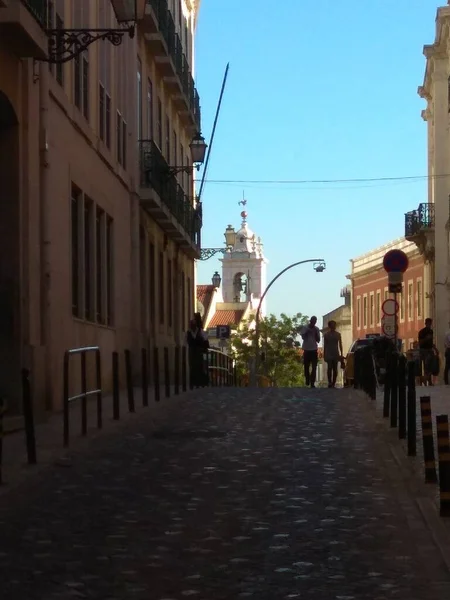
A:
21 368 37 465
153 347 160 402
420 396 437 484
383 352 391 418
141 348 149 407
164 347 170 398
407 360 417 456
181 346 187 392
436 415 450 517
390 352 398 428
112 351 120 420
124 349 135 413
398 355 407 440
174 346 180 395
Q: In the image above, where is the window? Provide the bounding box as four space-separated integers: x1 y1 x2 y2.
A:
165 116 170 160
180 142 184 187
376 290 381 324
363 295 368 328
159 251 164 324
173 131 177 167
369 293 374 327
399 284 405 321
71 185 114 324
157 98 162 149
71 187 81 317
187 276 192 322
181 272 186 331
408 281 414 321
48 0 65 86
117 112 127 167
356 296 361 329
168 259 173 328
139 227 147 331
137 57 143 141
149 242 155 325
384 287 389 301
417 279 423 318
98 0 111 147
147 79 153 139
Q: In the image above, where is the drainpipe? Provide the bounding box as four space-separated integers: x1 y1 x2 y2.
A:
39 62 51 410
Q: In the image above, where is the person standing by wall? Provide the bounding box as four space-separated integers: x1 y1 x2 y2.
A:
301 316 321 388
323 320 343 388
418 318 435 386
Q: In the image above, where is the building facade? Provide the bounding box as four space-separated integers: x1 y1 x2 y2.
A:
0 0 203 414
348 238 427 351
405 2 450 363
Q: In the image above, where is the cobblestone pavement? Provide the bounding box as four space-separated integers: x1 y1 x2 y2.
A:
1 387 450 600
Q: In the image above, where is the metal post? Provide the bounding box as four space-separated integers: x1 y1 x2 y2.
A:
112 351 120 420
383 352 391 418
407 360 416 456
141 347 148 407
420 396 437 484
174 346 180 395
153 347 160 402
164 347 170 398
0 397 5 484
390 352 398 428
436 414 450 517
124 349 135 413
21 368 37 465
181 345 187 392
95 349 102 430
398 355 406 439
63 351 70 447
81 351 87 436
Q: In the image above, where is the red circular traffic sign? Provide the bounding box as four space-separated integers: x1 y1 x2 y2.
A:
381 298 399 316
383 249 409 273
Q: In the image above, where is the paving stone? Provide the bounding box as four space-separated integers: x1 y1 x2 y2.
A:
0 387 449 599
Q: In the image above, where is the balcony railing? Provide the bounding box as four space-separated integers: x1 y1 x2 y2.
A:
404 202 435 238
139 140 201 250
147 0 201 130
22 0 48 27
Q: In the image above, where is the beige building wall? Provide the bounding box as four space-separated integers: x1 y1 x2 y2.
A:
0 0 202 413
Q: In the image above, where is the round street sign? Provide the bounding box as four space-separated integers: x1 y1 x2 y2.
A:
381 315 397 338
381 298 399 316
383 249 409 273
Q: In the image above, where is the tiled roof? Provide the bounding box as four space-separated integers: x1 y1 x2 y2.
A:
196 285 215 316
209 309 245 328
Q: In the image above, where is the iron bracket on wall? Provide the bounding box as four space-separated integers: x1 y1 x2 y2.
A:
199 248 227 261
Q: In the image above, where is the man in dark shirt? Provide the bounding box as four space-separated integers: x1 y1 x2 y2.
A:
418 318 434 386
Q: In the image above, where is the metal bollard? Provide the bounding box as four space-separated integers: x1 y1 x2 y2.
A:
383 352 391 418
164 347 170 398
390 352 398 428
124 349 135 413
420 396 437 484
153 347 160 403
174 346 180 395
407 360 416 457
112 351 120 420
0 397 6 484
398 355 407 440
181 346 187 392
436 415 450 517
21 368 37 465
141 348 149 407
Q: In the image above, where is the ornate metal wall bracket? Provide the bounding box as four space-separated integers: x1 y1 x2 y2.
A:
43 25 135 64
199 248 227 261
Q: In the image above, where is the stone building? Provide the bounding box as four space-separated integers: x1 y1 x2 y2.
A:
0 0 204 414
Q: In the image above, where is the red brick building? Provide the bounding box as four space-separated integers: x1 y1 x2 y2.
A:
348 238 428 351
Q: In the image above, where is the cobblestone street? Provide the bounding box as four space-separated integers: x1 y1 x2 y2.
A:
1 387 450 600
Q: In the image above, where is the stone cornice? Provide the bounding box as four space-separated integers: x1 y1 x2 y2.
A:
421 9 450 94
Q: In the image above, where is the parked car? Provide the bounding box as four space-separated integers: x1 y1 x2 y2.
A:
343 335 403 387
343 338 374 387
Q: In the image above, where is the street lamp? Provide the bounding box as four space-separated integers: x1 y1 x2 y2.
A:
212 271 222 288
199 224 253 261
45 0 143 64
250 258 327 387
167 133 208 177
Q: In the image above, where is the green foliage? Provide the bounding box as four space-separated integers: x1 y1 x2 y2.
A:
231 312 309 387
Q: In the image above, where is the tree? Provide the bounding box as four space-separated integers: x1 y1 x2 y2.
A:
231 312 309 387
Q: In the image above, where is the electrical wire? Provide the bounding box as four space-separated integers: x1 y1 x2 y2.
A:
194 173 448 186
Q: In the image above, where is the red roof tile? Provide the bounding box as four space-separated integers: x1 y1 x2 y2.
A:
196 285 215 317
209 309 245 328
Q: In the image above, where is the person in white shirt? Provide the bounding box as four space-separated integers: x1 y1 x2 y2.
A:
445 322 450 385
301 316 321 388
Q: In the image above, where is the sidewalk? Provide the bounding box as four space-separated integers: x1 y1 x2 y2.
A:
0 382 192 496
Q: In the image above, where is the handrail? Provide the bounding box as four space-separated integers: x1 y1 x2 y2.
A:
63 346 102 447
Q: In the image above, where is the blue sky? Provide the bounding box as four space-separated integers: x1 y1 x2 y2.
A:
194 0 438 322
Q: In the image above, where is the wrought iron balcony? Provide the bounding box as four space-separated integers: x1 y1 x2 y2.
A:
404 202 435 239
139 140 201 257
145 0 201 131
22 0 47 26
0 0 48 58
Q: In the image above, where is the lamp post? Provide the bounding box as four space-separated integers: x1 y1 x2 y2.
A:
167 133 208 177
212 271 221 288
199 224 251 260
250 259 326 387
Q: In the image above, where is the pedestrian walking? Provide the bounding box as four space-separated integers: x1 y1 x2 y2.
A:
418 318 435 386
300 316 321 388
444 321 450 385
186 314 209 388
323 320 343 388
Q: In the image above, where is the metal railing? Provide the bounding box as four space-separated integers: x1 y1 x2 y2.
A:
63 346 102 447
405 202 435 238
139 139 202 248
22 0 48 27
148 0 201 129
207 348 236 387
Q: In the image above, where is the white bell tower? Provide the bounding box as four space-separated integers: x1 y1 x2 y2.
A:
220 204 268 317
